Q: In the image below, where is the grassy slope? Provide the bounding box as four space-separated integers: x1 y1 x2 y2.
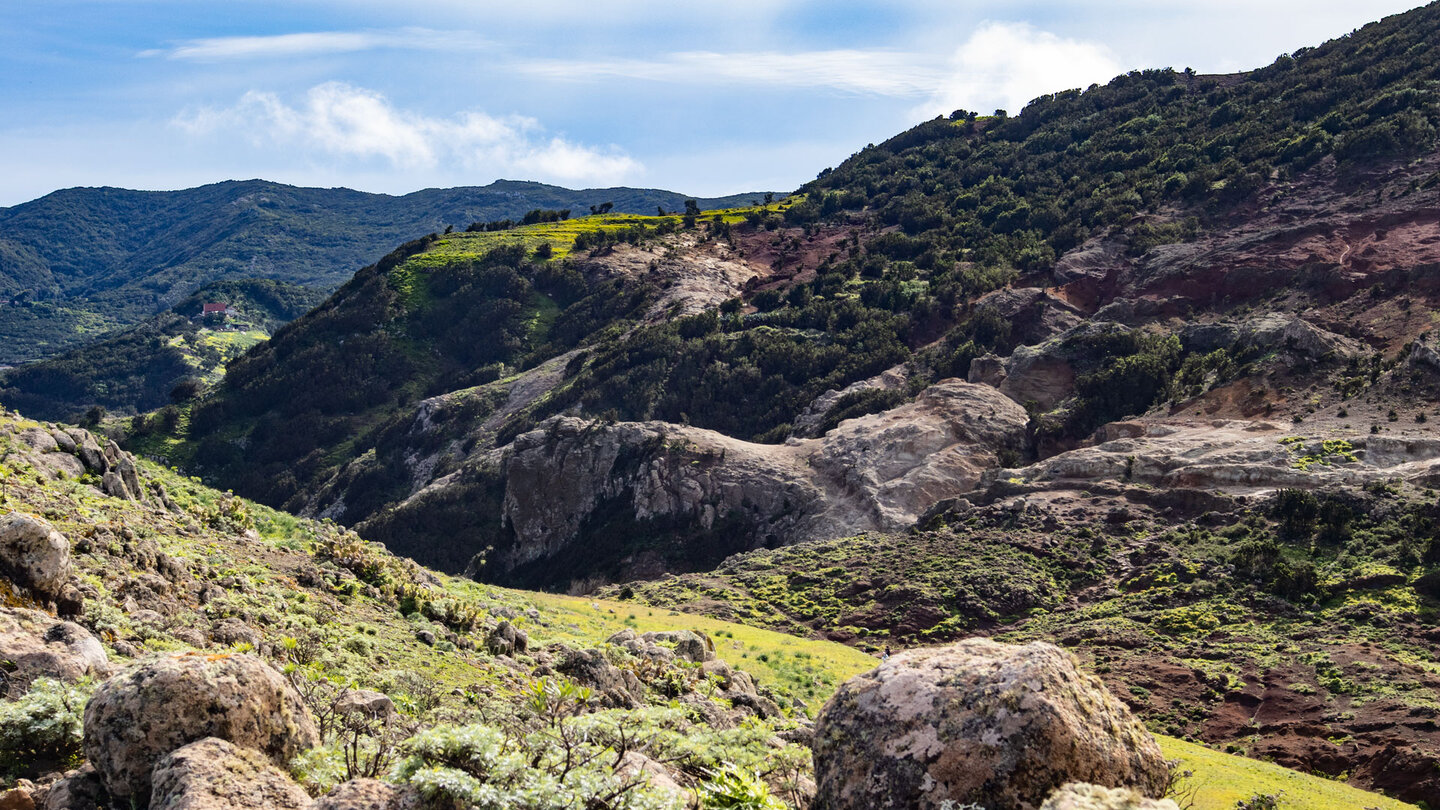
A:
523 594 1414 810
0 408 1410 808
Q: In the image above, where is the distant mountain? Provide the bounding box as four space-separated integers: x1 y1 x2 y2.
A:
0 278 326 422
0 179 771 363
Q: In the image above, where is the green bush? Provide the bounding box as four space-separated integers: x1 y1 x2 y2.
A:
0 677 92 778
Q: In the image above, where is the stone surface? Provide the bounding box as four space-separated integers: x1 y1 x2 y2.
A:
0 609 109 694
0 513 73 600
38 765 107 810
82 653 319 803
1041 783 1181 810
334 689 395 720
314 779 423 810
0 787 34 810
616 751 686 799
812 639 1169 810
809 379 1029 530
554 646 645 708
149 738 313 810
484 620 528 656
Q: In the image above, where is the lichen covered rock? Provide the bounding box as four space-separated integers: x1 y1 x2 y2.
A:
82 653 319 803
0 513 73 601
149 737 312 810
812 639 1168 810
0 609 109 694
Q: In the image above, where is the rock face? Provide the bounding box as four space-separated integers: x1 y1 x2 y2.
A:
494 415 827 579
812 639 1169 810
0 513 73 601
998 421 1440 494
149 738 313 810
0 609 109 695
82 653 319 803
449 378 1029 585
809 380 1029 530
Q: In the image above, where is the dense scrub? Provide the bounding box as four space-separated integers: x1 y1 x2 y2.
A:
0 279 324 422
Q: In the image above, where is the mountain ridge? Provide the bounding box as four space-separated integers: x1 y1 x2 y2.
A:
0 178 773 364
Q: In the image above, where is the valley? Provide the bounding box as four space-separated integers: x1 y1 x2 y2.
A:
2 1 1440 807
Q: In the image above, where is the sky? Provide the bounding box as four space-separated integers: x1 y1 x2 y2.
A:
0 1 1428 207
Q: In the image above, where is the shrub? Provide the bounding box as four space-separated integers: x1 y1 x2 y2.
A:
0 677 92 778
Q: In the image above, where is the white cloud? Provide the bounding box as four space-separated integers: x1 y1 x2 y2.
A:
520 50 946 96
146 28 489 61
919 22 1123 118
174 83 641 186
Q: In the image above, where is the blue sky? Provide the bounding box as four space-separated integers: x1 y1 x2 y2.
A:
0 1 1426 206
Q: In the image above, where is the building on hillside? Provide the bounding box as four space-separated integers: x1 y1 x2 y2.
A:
200 303 232 317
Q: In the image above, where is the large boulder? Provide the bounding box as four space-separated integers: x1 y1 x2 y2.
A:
812 639 1168 810
0 513 73 601
83 653 319 803
0 609 109 695
149 738 312 810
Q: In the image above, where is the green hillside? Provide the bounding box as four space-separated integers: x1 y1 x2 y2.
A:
0 408 1414 809
0 279 326 422
0 180 770 363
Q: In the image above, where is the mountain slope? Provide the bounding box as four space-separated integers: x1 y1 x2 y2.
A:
0 179 770 363
159 0 1440 577
0 278 326 422
0 408 1413 808
116 5 1440 800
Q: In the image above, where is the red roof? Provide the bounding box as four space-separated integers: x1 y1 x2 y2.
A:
202 303 228 314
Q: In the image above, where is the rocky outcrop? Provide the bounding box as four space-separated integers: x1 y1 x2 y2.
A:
4 421 148 499
484 620 528 656
812 639 1168 810
82 653 319 803
450 378 1030 585
334 689 396 721
1041 783 1180 810
149 738 313 810
809 380 1029 530
0 609 108 695
997 321 1132 411
791 364 914 438
997 420 1440 494
494 416 826 579
553 646 647 708
38 765 108 810
1179 313 1365 362
608 628 714 664
0 513 73 601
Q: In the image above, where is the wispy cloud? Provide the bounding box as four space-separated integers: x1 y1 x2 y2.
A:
519 49 947 96
173 82 641 185
919 22 1124 118
141 28 489 61
515 27 1121 108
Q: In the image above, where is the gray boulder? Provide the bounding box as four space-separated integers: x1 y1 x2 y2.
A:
334 689 396 720
484 620 528 656
0 608 109 694
0 513 73 600
812 639 1169 810
83 653 319 803
149 737 312 810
